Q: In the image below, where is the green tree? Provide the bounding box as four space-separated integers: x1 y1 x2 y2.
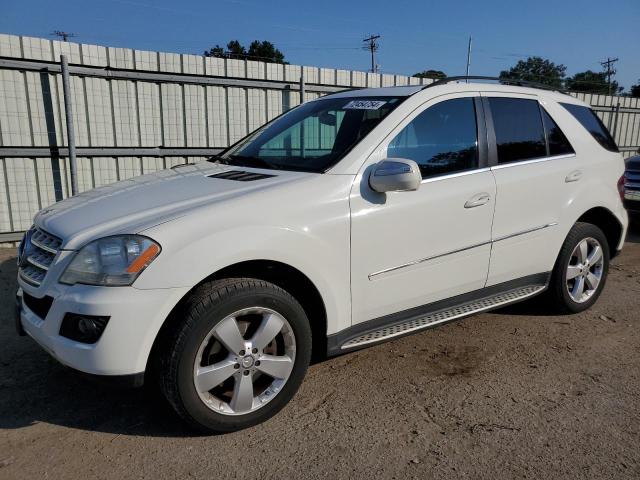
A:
566 70 620 94
203 40 286 63
499 56 566 88
630 81 640 98
203 45 225 58
413 69 446 80
247 40 286 63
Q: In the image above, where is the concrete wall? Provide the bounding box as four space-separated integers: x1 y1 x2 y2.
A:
0 33 638 238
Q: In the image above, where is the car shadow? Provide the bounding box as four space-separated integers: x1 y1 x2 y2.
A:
0 253 214 438
627 213 640 244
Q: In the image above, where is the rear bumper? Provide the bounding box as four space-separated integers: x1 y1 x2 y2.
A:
624 187 640 212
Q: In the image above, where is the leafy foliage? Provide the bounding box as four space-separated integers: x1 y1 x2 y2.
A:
631 81 640 98
499 56 566 88
413 69 446 80
566 70 620 94
204 40 286 63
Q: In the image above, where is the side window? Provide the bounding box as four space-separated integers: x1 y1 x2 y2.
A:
489 98 546 164
387 98 478 179
541 108 574 156
560 103 618 152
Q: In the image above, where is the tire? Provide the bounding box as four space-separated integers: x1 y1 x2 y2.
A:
547 222 610 313
157 278 312 433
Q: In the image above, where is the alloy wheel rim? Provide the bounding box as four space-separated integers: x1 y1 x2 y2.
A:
193 307 296 416
566 237 604 303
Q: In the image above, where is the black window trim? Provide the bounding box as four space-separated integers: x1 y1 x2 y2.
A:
384 95 489 181
540 105 575 157
484 96 577 168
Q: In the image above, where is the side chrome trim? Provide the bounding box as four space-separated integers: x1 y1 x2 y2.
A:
368 223 558 280
493 222 558 243
490 153 575 170
369 240 491 280
420 167 491 184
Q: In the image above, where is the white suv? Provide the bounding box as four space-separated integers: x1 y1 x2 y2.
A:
15 78 628 432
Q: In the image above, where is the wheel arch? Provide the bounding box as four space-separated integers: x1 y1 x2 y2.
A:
147 259 329 379
576 206 624 259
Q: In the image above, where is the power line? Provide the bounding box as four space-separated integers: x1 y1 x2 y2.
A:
362 34 381 73
600 57 619 95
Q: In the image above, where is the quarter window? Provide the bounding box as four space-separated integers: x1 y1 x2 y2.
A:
541 108 574 156
387 98 478 179
560 103 618 152
489 98 547 164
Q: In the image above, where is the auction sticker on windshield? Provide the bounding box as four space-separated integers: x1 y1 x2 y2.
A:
343 100 387 110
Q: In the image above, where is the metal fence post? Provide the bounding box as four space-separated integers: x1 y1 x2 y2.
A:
300 71 306 157
60 55 78 196
612 102 621 140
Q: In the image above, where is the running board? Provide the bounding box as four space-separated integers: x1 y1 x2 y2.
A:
340 284 546 350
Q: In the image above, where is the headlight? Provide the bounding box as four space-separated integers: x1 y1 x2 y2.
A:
60 235 161 286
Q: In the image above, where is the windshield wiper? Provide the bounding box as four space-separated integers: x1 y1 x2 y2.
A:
227 155 280 170
207 155 230 165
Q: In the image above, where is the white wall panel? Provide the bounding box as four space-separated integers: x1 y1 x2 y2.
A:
184 85 206 147
160 83 184 147
227 87 247 143
137 82 162 147
111 80 139 147
0 70 31 146
206 86 228 147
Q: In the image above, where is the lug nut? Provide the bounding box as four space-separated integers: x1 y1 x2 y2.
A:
234 363 240 369
239 349 245 356
252 347 258 354
255 360 261 366
243 370 250 376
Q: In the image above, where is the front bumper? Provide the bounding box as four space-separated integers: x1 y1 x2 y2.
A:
16 279 189 377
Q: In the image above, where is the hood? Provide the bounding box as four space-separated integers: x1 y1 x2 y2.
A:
626 155 640 170
34 162 308 249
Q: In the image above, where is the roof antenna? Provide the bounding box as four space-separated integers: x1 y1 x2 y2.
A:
465 36 472 83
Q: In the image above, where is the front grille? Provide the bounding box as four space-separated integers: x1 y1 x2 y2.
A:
18 227 62 286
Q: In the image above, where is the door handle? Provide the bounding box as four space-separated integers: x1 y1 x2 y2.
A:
464 192 491 208
565 170 583 183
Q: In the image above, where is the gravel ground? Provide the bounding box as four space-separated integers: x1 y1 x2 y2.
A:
1 220 639 480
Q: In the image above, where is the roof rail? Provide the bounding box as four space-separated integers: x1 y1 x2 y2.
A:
423 76 566 93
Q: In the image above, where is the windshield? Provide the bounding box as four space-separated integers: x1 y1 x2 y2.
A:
214 96 404 172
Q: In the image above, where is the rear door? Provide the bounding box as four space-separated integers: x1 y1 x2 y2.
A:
482 93 581 286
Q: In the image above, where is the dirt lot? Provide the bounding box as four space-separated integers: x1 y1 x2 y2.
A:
1 221 639 480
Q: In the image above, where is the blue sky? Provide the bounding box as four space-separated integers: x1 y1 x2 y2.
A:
2 0 639 89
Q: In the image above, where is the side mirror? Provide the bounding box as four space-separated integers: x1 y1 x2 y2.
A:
369 158 421 193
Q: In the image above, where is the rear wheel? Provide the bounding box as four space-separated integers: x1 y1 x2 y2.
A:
548 222 610 313
157 278 311 433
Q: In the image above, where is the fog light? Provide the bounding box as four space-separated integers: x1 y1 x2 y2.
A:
59 313 110 344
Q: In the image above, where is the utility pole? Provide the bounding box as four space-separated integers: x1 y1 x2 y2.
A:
52 31 76 42
363 34 381 73
600 57 619 95
465 35 472 81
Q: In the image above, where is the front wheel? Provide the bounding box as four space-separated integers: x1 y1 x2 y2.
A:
547 222 610 313
157 278 312 433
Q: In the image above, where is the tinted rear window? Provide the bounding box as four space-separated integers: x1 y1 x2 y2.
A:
560 103 618 152
541 108 574 156
489 98 547 164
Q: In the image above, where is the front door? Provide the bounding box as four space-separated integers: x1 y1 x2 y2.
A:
350 93 497 325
